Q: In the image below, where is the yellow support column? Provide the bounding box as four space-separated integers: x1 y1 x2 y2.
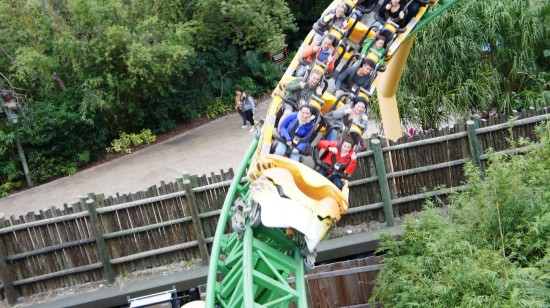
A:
376 35 416 141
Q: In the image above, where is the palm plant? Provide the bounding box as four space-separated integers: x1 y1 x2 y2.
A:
387 0 549 130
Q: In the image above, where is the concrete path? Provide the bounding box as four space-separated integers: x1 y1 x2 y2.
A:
0 101 270 217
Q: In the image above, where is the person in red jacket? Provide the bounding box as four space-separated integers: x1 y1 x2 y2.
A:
316 137 357 190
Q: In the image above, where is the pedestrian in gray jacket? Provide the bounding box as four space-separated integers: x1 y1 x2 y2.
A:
241 91 256 132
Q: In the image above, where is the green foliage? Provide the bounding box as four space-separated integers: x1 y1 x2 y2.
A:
452 124 550 266
106 133 132 154
193 0 297 52
389 0 550 129
202 97 231 120
371 122 550 306
285 0 333 49
16 91 109 184
0 129 24 197
243 51 283 94
0 0 298 193
106 129 157 154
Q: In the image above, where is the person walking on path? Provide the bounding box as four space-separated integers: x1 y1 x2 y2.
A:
235 89 247 127
241 91 256 132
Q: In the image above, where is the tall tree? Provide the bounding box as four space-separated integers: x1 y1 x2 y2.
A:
192 0 297 53
387 0 549 129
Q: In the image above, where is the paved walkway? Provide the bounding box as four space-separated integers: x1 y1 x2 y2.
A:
0 101 270 217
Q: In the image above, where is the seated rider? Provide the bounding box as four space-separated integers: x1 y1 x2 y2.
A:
316 136 358 190
372 0 405 30
299 34 337 76
313 4 348 43
325 96 369 141
360 35 386 64
403 0 423 25
279 69 323 130
274 105 316 162
334 59 375 94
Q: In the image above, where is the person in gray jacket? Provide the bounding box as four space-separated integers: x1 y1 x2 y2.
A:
241 91 256 132
325 96 369 141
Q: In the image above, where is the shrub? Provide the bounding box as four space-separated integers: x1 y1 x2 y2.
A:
204 97 231 119
106 129 157 154
14 92 109 185
371 122 550 307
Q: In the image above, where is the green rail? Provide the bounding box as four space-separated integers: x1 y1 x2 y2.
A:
406 0 461 40
205 139 257 306
205 139 308 307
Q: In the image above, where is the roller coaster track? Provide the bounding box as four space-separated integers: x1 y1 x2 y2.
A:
202 1 460 307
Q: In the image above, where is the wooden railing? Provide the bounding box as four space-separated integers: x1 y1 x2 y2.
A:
0 109 547 304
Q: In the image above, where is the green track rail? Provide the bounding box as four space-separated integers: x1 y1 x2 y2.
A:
205 139 308 307
406 0 460 40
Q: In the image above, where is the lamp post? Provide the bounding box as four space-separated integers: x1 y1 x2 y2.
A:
1 91 33 188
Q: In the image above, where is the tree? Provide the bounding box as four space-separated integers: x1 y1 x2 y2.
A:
371 122 550 306
191 0 297 53
384 0 550 129
0 0 299 191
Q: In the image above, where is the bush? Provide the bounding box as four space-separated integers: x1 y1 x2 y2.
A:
0 134 24 197
371 122 550 307
106 129 157 154
204 97 231 119
16 91 109 185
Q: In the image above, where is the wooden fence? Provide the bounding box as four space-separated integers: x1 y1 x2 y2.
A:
0 109 547 304
299 255 384 307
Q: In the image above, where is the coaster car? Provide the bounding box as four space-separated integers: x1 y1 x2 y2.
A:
248 155 348 252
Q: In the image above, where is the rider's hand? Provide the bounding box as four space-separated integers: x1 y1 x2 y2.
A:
299 81 307 89
399 11 405 19
286 141 292 146
351 152 357 160
329 146 338 154
385 3 391 10
344 108 353 115
292 148 299 154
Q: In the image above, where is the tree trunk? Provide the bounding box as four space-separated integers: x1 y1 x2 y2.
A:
51 71 67 91
0 46 16 66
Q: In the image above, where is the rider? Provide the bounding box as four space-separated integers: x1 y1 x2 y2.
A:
361 35 386 63
325 96 370 141
316 136 358 190
372 0 405 30
274 105 315 162
299 34 337 75
312 4 348 43
334 59 375 94
279 69 323 131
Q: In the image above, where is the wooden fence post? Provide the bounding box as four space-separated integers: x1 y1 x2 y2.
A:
371 139 395 227
0 216 17 305
182 179 210 266
85 199 115 283
467 120 482 170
